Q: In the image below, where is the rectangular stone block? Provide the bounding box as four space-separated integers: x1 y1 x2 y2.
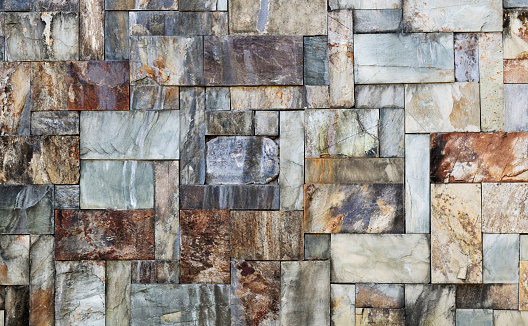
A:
80 0 104 60
5 12 78 61
483 183 528 233
305 158 404 184
106 0 179 9
31 111 79 136
380 108 404 157
479 33 504 131
304 85 330 109
331 234 430 283
354 9 402 33
81 111 179 160
330 0 401 9
331 284 355 326
5 286 29 326
356 308 405 325
356 284 404 309
431 184 482 284
231 86 304 110
55 261 105 326
180 185 279 210
206 111 253 135
456 284 519 309
206 87 230 110
228 0 327 35
106 261 131 326
304 36 328 86
131 284 230 326
0 136 80 185
255 111 278 136
405 135 430 233
522 236 528 260
504 59 528 83
79 161 154 210
131 260 179 284
281 261 330 326
505 0 528 7
280 111 304 211
29 235 54 326
105 11 129 60
129 11 227 36
405 285 455 326
231 261 280 326
355 33 454 84
231 211 303 260
31 0 79 10
355 84 404 109
521 261 528 310
180 0 227 11
304 234 330 260
504 10 528 60
180 210 230 284
204 36 303 86
402 0 502 32
0 185 53 234
328 10 354 108
405 83 480 133
0 235 29 285
455 33 479 82
305 109 379 158
31 62 69 111
430 133 528 182
180 87 206 185
456 309 493 326
54 185 79 209
131 36 204 86
131 83 179 110
494 311 528 325
305 183 404 234
505 84 528 131
0 63 30 136
483 234 519 283
55 210 155 260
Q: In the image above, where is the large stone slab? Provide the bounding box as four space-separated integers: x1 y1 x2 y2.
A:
55 261 105 326
31 112 79 136
356 284 404 309
231 211 303 260
130 36 204 86
0 185 53 234
380 108 404 157
180 185 279 210
106 261 131 326
231 261 280 326
505 84 528 132
0 235 29 285
204 36 303 86
305 183 403 234
455 33 479 82
430 133 528 182
280 261 330 326
354 9 402 33
329 0 401 9
55 210 155 260
402 0 502 32
206 136 278 185
355 85 404 109
405 285 456 326
331 284 355 326
180 87 206 185
0 63 30 136
81 111 179 160
79 161 154 210
483 234 519 283
129 11 227 36
456 284 519 309
205 111 253 135
130 284 230 326
231 86 304 110
5 12 78 61
328 10 354 108
305 158 404 184
331 234 430 283
431 184 482 283
80 0 104 60
280 111 304 211
0 136 80 185
482 183 528 233
228 0 327 35
105 11 129 60
479 33 504 131
355 33 454 84
304 36 328 86
305 109 379 158
405 83 480 133
405 135 430 233
29 235 54 326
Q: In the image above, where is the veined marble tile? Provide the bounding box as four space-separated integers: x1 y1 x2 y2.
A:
0 235 29 285
356 284 404 309
380 108 404 157
205 111 253 136
0 63 30 136
456 309 493 326
479 33 504 131
280 111 304 211
129 11 227 36
331 284 355 326
483 183 528 233
405 285 456 326
328 10 354 108
31 111 79 136
405 135 430 233
231 87 304 110
483 234 519 283
456 284 519 309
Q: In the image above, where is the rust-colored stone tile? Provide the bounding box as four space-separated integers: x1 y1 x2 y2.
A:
0 136 80 185
504 59 528 83
456 284 519 309
431 133 528 183
230 211 303 261
55 210 155 260
521 261 528 310
0 62 30 136
356 284 405 309
180 210 230 284
356 308 405 326
31 62 72 111
231 260 280 326
131 260 179 284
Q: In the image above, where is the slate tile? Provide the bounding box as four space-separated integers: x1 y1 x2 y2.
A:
205 111 253 136
356 308 405 325
504 59 528 83
304 36 328 86
483 234 519 283
55 209 155 260
505 84 528 131
80 0 104 60
522 235 528 260
206 137 278 184
29 235 54 326
405 135 430 233
5 286 29 326
254 111 278 136
280 111 304 211
0 63 30 136
54 185 79 209
328 10 354 108
405 285 455 326
180 185 279 210
130 82 179 111
231 260 280 326
304 85 329 108
456 309 493 326
430 133 528 182
355 85 404 109
0 235 29 285
356 284 405 309
180 0 227 11
456 284 519 309
129 11 227 36
479 33 504 131
204 36 303 86
354 9 402 33
180 87 206 184
131 260 179 284
329 0 401 9
331 284 355 326
304 183 404 234
206 87 230 111
106 0 178 9
105 11 129 61
31 111 79 136
455 33 479 82
304 234 330 260
231 86 304 110
0 185 53 234
380 108 404 157
106 261 131 326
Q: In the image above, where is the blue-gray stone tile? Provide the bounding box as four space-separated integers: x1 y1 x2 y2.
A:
205 111 254 136
179 0 227 11
405 134 430 233
129 11 227 36
304 234 330 260
180 87 206 184
380 108 404 157
180 185 279 210
354 9 402 33
54 185 79 210
31 111 79 136
456 309 493 326
304 36 328 85
483 233 519 283
455 33 479 82
105 11 129 61
206 87 230 111
255 111 278 136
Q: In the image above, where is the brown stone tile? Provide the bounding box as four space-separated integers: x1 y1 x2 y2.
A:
29 235 54 326
456 284 519 309
356 308 405 326
180 210 230 284
231 260 280 326
356 284 405 309
55 210 155 260
504 59 528 83
230 211 303 261
521 261 528 310
131 260 179 284
5 285 29 326
31 62 72 111
431 133 528 183
0 63 30 136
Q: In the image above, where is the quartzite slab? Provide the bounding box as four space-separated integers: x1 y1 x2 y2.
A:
0 136 80 185
204 36 303 86
0 185 53 234
355 85 404 109
328 10 354 108
31 112 79 136
29 235 54 326
456 284 519 309
0 63 30 136
304 183 404 234
205 111 253 135
304 234 330 260
305 158 404 184
55 210 155 260
483 183 528 233
230 86 304 110
356 284 405 309
180 185 279 210
280 111 304 211
405 134 430 233
206 137 278 184
130 82 179 111
455 33 479 82
81 111 180 160
430 133 528 182
331 234 430 283
106 261 131 326
483 234 519 283
505 84 528 132
479 33 504 131
131 260 179 284
0 235 29 285
231 260 280 326
331 284 355 326
405 285 456 326
129 11 227 36
355 33 454 84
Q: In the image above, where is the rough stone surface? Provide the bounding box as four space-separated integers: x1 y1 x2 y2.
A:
280 111 304 211
129 11 227 36
354 9 402 33
504 9 528 60
180 87 206 185
130 83 179 110
254 111 278 136
456 284 519 309
405 135 430 233
482 183 528 233
304 234 330 260
455 33 479 82
0 235 29 285
29 235 54 326
479 33 504 131
494 311 528 325
356 284 405 309
80 0 104 60
505 84 528 132
131 260 179 284
456 309 493 326
483 234 519 283
304 36 328 85
380 108 404 157
31 112 79 136
505 59 528 83
356 308 405 325
106 261 131 326
0 63 30 136
231 86 304 110
180 185 279 210
304 86 330 109
328 10 354 108
105 11 129 60
54 185 79 209
206 87 230 110
405 285 456 326
329 0 401 9
331 284 355 326
355 85 404 109
521 261 528 311
206 111 254 135
106 0 179 9
180 0 227 11
5 286 29 326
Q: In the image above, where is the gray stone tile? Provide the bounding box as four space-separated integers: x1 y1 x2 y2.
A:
405 285 455 326
231 86 304 110
331 284 355 326
80 0 104 60
494 311 528 325
483 234 519 283
304 36 328 85
106 0 179 9
180 87 206 185
304 234 330 260
179 0 227 10
205 111 253 135
482 183 528 233
380 108 404 157
304 85 329 109
279 111 304 211
0 63 31 136
32 0 79 10
328 10 354 108
180 185 279 210
0 235 29 285
456 309 493 326
106 261 131 326
505 0 528 7
206 87 230 111
505 84 528 132
54 185 79 210
479 33 504 131
355 85 404 109
354 9 402 33
405 135 430 233
31 111 79 136
129 11 227 36
522 235 528 260
105 11 129 61
254 111 278 136
329 0 401 9
455 33 479 82
130 82 179 111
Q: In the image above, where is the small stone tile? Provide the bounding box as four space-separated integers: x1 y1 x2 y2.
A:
54 185 79 210
55 210 155 260
380 108 404 157
80 0 104 60
505 0 528 7
106 261 131 326
522 235 528 260
0 235 29 285
31 111 79 136
5 286 29 326
356 308 405 325
304 36 328 85
205 111 253 136
456 284 519 309
455 33 479 82
105 11 129 61
483 183 528 233
304 85 329 108
505 84 528 131
254 111 278 136
4 0 31 11
329 0 401 9
479 33 505 131
355 85 404 109
180 87 206 185
130 83 179 111
180 0 227 11
494 311 528 325
405 134 430 233
456 309 493 326
354 9 402 33
0 63 30 136
304 234 330 260
180 185 279 210
356 284 405 309
521 261 528 310
280 111 304 211
483 234 519 283
206 87 230 110
405 284 455 326
328 10 354 108
31 62 69 111
231 86 304 110
29 235 54 326
504 59 528 83
131 260 179 284
106 0 179 9
129 11 228 36
32 0 79 11
331 284 355 326
504 10 528 60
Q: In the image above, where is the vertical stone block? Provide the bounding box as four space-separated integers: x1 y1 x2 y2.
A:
379 108 404 157
0 235 29 285
5 286 29 326
494 311 528 325
405 134 430 233
180 87 206 185
231 86 304 110
106 261 131 326
505 84 528 132
405 285 456 326
280 111 304 210
304 36 329 85
354 9 402 33
455 33 479 82
0 63 30 136
328 10 354 108
483 234 519 283
479 33 504 131
331 284 355 326
80 0 104 60
105 11 129 60
521 261 528 310
29 235 54 326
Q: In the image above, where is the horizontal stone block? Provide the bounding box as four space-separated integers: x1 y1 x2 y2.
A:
180 0 227 11
180 185 279 210
204 36 303 86
483 183 528 233
494 311 528 324
356 308 405 325
231 86 304 110
505 0 528 7
329 0 401 9
0 63 30 136
431 133 528 182
405 285 456 326
305 158 404 183
356 284 404 309
32 0 79 10
355 33 454 84
455 33 479 82
129 11 227 36
131 84 179 111
205 111 253 135
354 9 402 33
31 112 79 136
456 284 519 309
0 235 29 285
355 85 404 109
331 234 430 283
106 0 179 9
483 234 519 283
304 183 404 234
456 309 493 326
131 261 179 284
504 59 528 83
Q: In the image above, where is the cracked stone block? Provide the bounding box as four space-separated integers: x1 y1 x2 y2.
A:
0 63 30 136
129 11 227 36
255 111 278 136
483 234 519 283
